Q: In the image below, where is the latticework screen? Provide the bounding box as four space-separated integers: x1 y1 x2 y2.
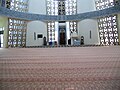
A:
47 21 55 43
98 16 119 45
95 0 119 45
8 18 27 47
7 0 28 47
46 0 77 44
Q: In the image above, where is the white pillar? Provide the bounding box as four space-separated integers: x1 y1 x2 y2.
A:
71 38 73 45
117 14 120 45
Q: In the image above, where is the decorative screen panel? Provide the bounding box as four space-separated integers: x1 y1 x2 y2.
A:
65 0 77 35
8 18 27 47
47 0 57 44
65 0 77 15
47 21 55 43
6 0 11 9
47 0 58 15
95 0 114 10
114 0 120 5
69 21 77 33
47 0 77 44
95 0 119 45
98 16 119 45
10 0 29 12
58 1 65 15
7 0 28 47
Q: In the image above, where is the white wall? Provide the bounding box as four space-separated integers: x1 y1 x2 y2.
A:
78 19 100 45
77 0 100 45
77 0 96 14
26 21 47 46
0 16 8 48
28 0 46 14
26 0 47 46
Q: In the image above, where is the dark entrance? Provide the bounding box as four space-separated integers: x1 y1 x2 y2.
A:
59 26 66 45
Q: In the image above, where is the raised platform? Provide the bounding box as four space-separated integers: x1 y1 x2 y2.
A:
0 46 120 90
25 45 101 48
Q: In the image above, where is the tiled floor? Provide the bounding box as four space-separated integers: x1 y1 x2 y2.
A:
0 46 120 90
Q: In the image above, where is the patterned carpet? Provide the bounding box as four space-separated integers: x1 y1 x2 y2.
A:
0 46 120 90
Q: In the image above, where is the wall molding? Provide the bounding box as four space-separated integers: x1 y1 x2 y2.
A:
0 5 120 21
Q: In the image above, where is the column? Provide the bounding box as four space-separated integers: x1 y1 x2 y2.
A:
117 14 120 45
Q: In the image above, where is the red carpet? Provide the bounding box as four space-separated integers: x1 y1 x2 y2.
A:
0 46 120 90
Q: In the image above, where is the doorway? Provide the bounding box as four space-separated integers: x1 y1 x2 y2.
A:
59 26 66 45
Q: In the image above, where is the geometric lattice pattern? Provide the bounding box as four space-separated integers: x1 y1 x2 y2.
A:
47 0 56 43
95 0 119 45
66 0 77 34
6 0 28 12
10 0 29 12
47 0 77 44
47 21 55 43
95 0 114 10
6 0 28 47
69 21 77 33
0 46 120 90
47 0 77 15
98 15 119 45
65 0 77 15
58 1 65 15
47 0 58 15
5 0 11 9
8 18 27 47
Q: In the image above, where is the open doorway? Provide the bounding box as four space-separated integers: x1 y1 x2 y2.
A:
59 26 66 45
